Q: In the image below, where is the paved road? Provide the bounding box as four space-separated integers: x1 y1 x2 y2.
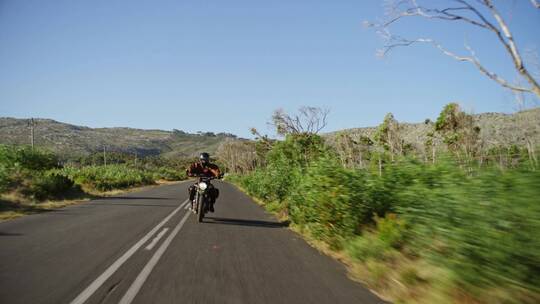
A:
0 181 385 304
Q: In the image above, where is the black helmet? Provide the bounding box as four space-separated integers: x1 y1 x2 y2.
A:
199 152 210 164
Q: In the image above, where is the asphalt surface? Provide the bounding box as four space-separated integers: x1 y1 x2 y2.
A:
0 181 385 304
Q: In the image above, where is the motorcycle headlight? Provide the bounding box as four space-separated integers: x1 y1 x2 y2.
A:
198 182 208 190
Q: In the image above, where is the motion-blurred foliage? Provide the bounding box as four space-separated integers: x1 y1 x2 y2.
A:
231 130 540 302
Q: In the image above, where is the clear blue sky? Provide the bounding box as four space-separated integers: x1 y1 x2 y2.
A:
1 0 539 138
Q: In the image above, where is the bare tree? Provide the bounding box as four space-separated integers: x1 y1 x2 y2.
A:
27 118 36 150
367 0 540 98
216 139 259 174
375 113 404 161
513 90 538 169
250 127 275 165
335 132 363 168
271 106 330 136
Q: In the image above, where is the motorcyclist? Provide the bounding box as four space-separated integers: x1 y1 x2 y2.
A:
186 152 221 212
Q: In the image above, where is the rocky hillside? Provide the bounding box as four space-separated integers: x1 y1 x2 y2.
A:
2 108 538 160
325 108 540 150
0 118 240 158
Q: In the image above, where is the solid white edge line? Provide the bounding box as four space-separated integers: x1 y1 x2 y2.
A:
119 209 192 304
70 199 190 304
144 228 169 251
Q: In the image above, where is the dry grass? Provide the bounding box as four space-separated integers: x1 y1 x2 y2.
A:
0 192 91 221
285 222 460 304
0 180 184 222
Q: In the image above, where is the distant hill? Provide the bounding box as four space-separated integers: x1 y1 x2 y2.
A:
2 108 539 160
0 118 241 159
325 108 540 151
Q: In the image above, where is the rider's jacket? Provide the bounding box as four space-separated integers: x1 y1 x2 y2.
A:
186 162 221 178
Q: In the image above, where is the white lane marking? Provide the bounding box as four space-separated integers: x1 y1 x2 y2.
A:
144 228 169 251
119 209 192 304
70 199 190 304
184 202 190 210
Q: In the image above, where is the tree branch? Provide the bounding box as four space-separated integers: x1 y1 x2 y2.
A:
270 107 329 136
370 0 540 98
481 0 540 96
385 36 532 93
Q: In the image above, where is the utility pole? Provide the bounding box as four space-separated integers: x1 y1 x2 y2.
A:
103 145 107 166
28 118 35 150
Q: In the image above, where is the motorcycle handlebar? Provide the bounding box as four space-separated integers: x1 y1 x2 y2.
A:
190 174 223 180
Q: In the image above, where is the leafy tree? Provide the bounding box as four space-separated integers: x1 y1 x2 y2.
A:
435 103 481 161
216 139 259 174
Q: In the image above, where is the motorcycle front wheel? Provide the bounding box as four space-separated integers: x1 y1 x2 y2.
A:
197 193 205 223
193 192 199 213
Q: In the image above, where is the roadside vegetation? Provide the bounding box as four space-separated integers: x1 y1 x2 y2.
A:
0 145 188 220
223 105 540 304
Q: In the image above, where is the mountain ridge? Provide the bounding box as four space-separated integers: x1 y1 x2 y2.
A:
2 107 539 159
325 108 540 152
0 117 240 159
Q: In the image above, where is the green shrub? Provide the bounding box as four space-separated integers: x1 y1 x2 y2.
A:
152 167 186 181
218 105 540 304
241 133 328 203
0 145 188 201
346 234 392 262
345 214 406 262
399 267 422 286
0 145 62 196
288 156 368 245
59 165 155 191
23 171 75 200
237 150 540 297
374 214 407 249
0 165 10 193
393 160 540 294
0 145 58 171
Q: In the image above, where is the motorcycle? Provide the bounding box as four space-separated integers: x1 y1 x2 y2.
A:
192 175 218 223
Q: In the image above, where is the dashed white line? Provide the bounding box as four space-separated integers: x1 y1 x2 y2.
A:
145 228 169 251
70 199 190 304
119 209 192 304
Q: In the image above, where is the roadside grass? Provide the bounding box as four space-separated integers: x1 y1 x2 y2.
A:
0 180 184 222
0 194 90 221
229 180 459 303
227 180 394 301
0 144 188 221
226 173 540 304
